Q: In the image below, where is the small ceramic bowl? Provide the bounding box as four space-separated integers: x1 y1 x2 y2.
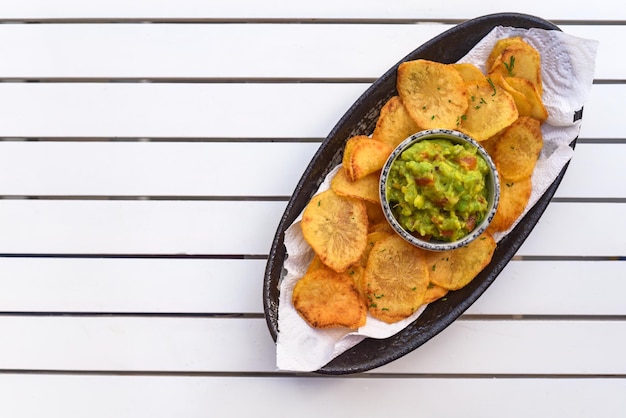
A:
379 129 500 251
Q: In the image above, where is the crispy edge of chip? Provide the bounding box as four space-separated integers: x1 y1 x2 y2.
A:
397 59 469 130
425 232 497 290
504 76 548 122
343 136 393 182
331 168 381 204
492 116 544 182
486 36 527 70
451 63 486 83
423 283 449 304
292 268 367 329
363 234 430 323
458 77 519 141
301 189 369 273
491 73 533 118
487 174 532 233
372 96 421 149
365 200 386 225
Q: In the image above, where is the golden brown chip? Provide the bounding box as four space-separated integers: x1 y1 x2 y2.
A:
361 231 393 265
331 168 380 204
504 76 548 122
305 254 325 274
488 40 543 95
492 116 543 182
486 37 528 71
425 233 497 290
423 283 449 304
362 235 430 323
292 268 367 329
458 77 518 141
451 63 485 82
368 221 395 234
397 59 468 130
372 96 421 148
491 73 533 118
342 136 393 182
301 189 368 273
479 132 501 157
487 175 532 233
365 200 386 224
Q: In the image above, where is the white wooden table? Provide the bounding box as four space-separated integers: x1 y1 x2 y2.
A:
0 2 624 416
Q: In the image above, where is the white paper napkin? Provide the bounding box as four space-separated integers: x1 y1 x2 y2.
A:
276 26 599 372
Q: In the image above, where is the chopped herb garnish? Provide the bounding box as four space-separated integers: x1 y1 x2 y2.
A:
503 55 516 76
487 77 497 96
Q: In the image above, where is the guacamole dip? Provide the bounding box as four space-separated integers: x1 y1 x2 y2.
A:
386 138 489 241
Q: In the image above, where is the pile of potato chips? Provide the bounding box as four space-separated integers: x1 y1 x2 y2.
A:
293 36 546 329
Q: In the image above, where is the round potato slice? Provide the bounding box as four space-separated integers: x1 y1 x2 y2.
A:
493 116 543 181
372 96 421 148
504 76 548 122
486 36 528 71
423 283 449 304
488 41 543 95
487 174 532 233
397 59 468 130
342 136 393 182
425 233 497 290
331 168 380 204
458 77 518 141
301 189 368 273
292 268 367 329
451 63 485 82
362 235 429 323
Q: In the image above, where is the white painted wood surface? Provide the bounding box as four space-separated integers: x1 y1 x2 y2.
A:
0 1 624 417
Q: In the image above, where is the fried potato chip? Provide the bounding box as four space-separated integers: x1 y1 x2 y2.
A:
479 131 501 157
292 268 367 329
362 234 429 323
458 77 518 141
488 40 543 95
331 168 380 203
301 189 368 273
423 283 449 304
486 37 528 71
368 221 395 234
342 136 393 182
491 73 533 118
362 230 393 264
397 59 468 130
372 96 421 148
425 233 497 290
305 254 325 274
365 200 386 224
487 175 532 233
451 63 485 82
504 76 548 122
493 116 543 181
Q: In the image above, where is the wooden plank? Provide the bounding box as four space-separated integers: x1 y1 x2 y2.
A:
0 258 623 315
0 374 625 418
0 200 286 255
0 316 624 374
0 142 621 198
0 0 620 21
0 24 613 79
0 201 622 256
0 142 320 197
0 258 267 314
467 260 626 315
0 83 615 139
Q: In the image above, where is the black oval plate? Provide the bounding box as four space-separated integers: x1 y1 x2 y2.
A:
264 13 568 374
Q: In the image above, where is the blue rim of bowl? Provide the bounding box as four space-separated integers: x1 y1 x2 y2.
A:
379 129 500 252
